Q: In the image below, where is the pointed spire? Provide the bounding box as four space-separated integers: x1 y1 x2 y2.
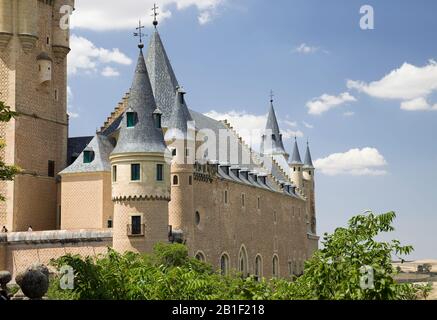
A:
290 137 303 165
167 86 193 137
264 93 287 155
112 49 166 155
304 140 314 168
146 30 180 127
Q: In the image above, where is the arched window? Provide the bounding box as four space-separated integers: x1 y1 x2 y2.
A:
195 251 206 262
255 255 263 282
272 255 279 278
173 175 179 185
220 254 230 276
239 245 249 277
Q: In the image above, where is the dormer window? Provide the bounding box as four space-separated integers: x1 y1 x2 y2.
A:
126 109 137 128
153 108 162 129
272 134 276 141
83 147 94 164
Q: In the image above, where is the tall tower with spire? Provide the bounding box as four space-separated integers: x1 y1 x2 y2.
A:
260 93 288 159
303 141 316 234
166 87 195 241
110 44 171 253
290 138 304 191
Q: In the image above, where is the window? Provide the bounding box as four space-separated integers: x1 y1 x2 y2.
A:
46 36 50 45
220 254 230 276
241 194 245 208
156 164 164 181
185 148 189 157
172 175 179 185
83 150 93 164
274 211 277 224
48 160 55 177
172 148 177 156
107 219 113 229
154 113 162 129
224 190 228 204
195 211 200 226
189 176 193 185
257 197 260 210
195 252 205 262
272 256 279 278
126 112 136 128
129 216 143 236
112 166 117 182
54 89 58 101
255 255 263 282
131 164 141 181
239 246 249 277
293 167 296 172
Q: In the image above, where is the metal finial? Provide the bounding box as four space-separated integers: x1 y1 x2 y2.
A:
134 20 145 49
270 90 274 103
152 3 159 28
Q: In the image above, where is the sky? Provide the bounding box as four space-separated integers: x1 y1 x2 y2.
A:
67 0 437 260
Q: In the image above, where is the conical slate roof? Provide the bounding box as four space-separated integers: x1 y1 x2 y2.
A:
264 100 287 155
304 142 314 168
290 138 303 165
111 49 167 155
167 87 193 136
146 30 179 126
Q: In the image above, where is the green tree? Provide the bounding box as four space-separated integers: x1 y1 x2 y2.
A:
0 101 20 201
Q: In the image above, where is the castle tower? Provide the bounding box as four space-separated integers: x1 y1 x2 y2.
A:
110 47 170 254
303 142 316 234
166 87 195 241
289 138 303 191
0 0 74 231
260 96 288 159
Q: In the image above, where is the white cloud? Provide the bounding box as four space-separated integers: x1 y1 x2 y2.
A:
293 43 319 54
306 92 357 115
71 0 226 31
347 60 437 111
343 111 355 117
67 86 79 119
204 110 303 151
69 35 132 76
303 121 314 129
314 148 387 176
101 66 120 77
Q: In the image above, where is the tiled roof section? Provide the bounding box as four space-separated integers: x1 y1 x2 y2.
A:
111 49 167 155
61 134 114 174
290 138 303 165
304 142 314 168
67 136 93 165
146 30 179 126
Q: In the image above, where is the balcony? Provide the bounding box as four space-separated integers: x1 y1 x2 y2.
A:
127 224 145 237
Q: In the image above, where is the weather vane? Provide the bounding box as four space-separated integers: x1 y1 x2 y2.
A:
134 20 145 48
152 3 159 28
270 90 274 103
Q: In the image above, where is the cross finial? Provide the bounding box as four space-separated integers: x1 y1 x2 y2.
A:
152 3 159 28
134 20 145 49
270 90 274 103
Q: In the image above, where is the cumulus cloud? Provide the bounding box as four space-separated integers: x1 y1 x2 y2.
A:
204 110 303 151
101 66 120 77
343 111 355 117
306 92 357 115
67 86 79 119
314 148 387 176
71 0 226 31
68 35 132 76
347 60 437 111
293 43 319 54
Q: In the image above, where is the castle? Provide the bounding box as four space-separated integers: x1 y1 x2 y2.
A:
0 0 318 279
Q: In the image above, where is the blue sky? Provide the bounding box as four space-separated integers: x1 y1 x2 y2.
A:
68 0 437 259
